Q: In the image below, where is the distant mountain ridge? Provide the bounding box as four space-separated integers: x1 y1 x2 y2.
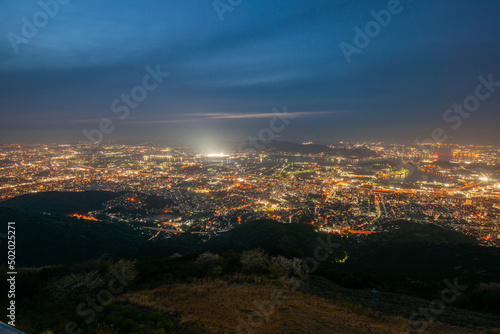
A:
208 140 378 157
262 141 378 157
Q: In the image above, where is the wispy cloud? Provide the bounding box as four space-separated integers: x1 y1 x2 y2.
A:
126 110 346 124
188 110 345 119
126 118 205 125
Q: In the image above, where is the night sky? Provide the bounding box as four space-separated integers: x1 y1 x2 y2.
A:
1 0 500 146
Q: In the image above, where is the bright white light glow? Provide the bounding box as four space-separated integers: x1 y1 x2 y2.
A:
207 153 227 157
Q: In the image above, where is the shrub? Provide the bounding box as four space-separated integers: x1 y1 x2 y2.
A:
269 256 303 278
269 263 285 279
241 249 269 274
153 329 167 334
95 323 117 334
219 250 241 273
212 265 223 276
196 252 219 272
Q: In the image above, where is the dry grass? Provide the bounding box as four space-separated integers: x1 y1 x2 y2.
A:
116 278 499 334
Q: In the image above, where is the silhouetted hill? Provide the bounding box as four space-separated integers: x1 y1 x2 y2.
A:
318 221 500 297
5 251 500 333
0 207 144 267
3 197 499 306
0 190 172 216
121 220 337 261
1 208 500 333
203 139 378 157
0 191 120 215
207 219 336 256
372 220 478 244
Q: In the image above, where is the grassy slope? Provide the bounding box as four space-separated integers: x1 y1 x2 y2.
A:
117 277 500 334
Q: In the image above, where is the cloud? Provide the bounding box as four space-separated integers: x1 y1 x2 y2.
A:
1 0 500 144
125 111 346 124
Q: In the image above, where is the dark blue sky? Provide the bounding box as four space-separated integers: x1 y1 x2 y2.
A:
1 0 500 146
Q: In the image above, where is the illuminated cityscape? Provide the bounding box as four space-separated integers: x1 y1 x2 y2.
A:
1 141 499 246
2 0 500 332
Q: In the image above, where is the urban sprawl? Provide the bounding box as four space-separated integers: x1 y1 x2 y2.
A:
1 142 499 247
